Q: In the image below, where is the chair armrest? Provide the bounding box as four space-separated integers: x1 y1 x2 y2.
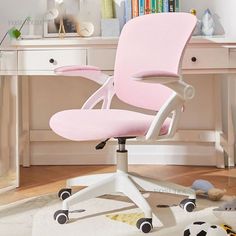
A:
131 70 195 100
82 76 115 110
145 93 184 140
54 65 109 85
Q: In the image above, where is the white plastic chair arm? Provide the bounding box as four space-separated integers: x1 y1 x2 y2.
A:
82 76 115 110
131 71 195 100
131 70 195 140
145 93 184 140
54 65 110 85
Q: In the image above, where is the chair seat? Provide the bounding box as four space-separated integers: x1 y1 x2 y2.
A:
50 109 170 141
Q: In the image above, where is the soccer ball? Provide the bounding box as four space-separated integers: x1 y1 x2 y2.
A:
207 225 228 236
183 221 211 236
183 222 228 236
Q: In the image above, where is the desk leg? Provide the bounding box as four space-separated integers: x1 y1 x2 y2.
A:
0 75 19 191
21 76 30 167
214 77 225 168
226 75 235 167
0 76 10 175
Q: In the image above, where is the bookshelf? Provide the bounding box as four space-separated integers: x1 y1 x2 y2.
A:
123 0 181 23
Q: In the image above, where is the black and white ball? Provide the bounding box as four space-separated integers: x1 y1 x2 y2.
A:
183 221 210 236
183 221 228 236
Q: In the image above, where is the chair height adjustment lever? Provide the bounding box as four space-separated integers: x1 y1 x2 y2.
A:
95 138 110 150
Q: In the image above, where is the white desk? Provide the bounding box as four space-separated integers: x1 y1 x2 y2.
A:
0 36 236 191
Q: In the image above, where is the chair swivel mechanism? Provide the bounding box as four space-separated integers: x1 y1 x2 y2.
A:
50 13 197 233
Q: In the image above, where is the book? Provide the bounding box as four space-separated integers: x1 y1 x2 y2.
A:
139 0 145 15
162 0 169 12
157 0 163 13
145 0 151 14
132 0 139 17
101 0 114 18
124 0 132 22
175 0 180 12
169 0 175 12
151 0 157 13
114 0 126 30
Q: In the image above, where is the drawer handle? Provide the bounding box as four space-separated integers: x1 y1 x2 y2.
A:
49 58 55 64
191 57 197 62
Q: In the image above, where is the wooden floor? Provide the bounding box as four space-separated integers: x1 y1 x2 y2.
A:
0 165 236 205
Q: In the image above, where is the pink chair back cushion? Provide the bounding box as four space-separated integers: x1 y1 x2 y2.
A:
114 13 196 111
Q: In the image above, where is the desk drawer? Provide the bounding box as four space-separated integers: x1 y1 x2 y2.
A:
182 47 228 69
0 51 17 71
87 48 116 70
18 49 87 71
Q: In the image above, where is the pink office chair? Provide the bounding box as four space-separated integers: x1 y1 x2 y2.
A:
51 13 197 233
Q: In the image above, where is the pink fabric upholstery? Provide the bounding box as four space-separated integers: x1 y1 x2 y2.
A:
132 70 179 79
114 13 197 111
50 13 196 142
50 109 170 141
54 65 103 83
55 65 100 74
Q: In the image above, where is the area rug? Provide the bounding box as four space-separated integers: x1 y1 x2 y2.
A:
0 193 235 236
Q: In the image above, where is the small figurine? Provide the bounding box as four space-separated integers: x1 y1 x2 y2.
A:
201 8 215 36
191 179 226 201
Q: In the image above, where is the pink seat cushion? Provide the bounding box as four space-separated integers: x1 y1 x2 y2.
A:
50 109 170 141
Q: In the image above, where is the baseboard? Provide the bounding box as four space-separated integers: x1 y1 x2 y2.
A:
28 142 217 166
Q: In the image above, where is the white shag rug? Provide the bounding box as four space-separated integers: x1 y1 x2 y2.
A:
0 193 235 236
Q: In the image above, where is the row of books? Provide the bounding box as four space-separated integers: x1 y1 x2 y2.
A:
125 0 180 22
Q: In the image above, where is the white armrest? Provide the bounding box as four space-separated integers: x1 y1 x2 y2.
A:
145 93 184 140
82 76 115 110
55 65 115 109
132 71 195 100
54 65 109 85
131 70 195 140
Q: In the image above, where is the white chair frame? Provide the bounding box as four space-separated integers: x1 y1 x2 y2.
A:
54 68 196 233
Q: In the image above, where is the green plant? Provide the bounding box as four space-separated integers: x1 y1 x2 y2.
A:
0 17 31 46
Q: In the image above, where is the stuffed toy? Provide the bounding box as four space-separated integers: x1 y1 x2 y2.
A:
191 179 226 201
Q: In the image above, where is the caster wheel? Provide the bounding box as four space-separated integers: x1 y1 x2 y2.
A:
180 198 196 212
136 218 153 233
58 188 72 200
54 210 69 224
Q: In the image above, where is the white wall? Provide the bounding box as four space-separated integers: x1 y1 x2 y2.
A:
1 0 236 41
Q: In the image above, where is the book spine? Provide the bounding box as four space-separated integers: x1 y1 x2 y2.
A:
175 0 179 12
145 0 151 14
125 0 132 22
101 0 114 18
162 0 169 12
139 0 145 15
157 0 163 13
132 0 139 17
168 0 175 12
151 0 157 13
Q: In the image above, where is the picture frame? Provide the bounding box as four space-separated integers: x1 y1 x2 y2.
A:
44 0 80 38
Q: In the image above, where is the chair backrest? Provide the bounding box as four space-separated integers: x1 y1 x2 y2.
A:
114 13 197 111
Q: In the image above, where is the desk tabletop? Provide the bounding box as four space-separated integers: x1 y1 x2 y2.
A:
9 35 236 48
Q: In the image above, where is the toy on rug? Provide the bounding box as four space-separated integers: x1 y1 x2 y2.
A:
214 198 236 211
213 198 236 231
220 224 236 236
191 179 226 201
183 221 228 236
106 212 145 226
